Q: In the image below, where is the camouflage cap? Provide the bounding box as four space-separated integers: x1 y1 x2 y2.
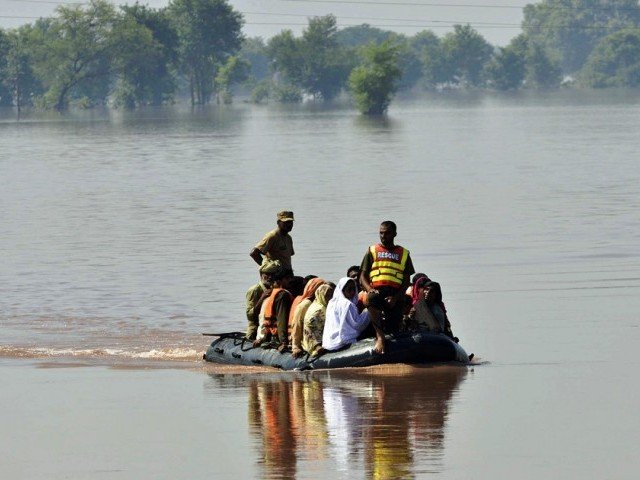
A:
259 260 283 275
277 211 294 222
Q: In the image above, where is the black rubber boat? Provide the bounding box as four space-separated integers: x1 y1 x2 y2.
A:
204 331 471 370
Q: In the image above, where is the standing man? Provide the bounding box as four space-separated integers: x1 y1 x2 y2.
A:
359 221 415 354
250 211 295 273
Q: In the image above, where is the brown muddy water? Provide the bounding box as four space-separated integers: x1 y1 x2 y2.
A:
1 90 639 479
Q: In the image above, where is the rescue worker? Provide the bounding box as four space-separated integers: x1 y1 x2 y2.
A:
250 211 295 273
254 266 294 351
244 260 280 340
359 221 415 354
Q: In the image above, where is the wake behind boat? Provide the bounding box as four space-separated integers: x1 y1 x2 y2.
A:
204 331 471 371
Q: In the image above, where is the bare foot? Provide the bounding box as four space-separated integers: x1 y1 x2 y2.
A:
291 349 303 358
252 339 263 348
373 338 385 354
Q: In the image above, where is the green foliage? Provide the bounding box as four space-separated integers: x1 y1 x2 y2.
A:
240 37 269 81
523 0 640 73
267 16 352 101
215 55 250 103
7 27 45 107
117 4 178 106
409 30 448 88
485 40 527 90
0 29 11 106
250 79 271 103
526 42 563 88
272 83 302 103
5 1 640 111
168 0 243 105
335 24 394 47
580 28 640 87
27 0 118 110
110 17 167 108
441 24 493 87
384 34 422 91
349 41 402 115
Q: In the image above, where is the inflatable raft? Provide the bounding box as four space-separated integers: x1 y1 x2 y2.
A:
203 331 471 370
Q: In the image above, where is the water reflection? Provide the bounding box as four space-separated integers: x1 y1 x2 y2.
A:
208 366 467 479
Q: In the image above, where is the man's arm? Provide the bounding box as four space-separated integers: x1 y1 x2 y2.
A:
251 230 274 265
249 248 263 266
397 253 415 299
359 250 376 293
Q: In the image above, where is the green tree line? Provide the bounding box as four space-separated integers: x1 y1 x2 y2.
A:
1 0 640 114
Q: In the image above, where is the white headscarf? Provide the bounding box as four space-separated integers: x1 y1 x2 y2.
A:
322 277 370 351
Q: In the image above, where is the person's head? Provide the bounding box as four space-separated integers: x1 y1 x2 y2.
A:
347 266 360 281
288 275 305 297
302 277 325 300
412 275 430 306
424 281 442 304
260 272 273 288
325 282 336 302
276 211 294 234
412 272 430 285
271 267 293 289
303 274 317 288
314 282 335 307
379 220 397 248
341 278 357 301
259 260 283 287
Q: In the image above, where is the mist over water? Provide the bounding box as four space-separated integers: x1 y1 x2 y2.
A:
1 90 640 478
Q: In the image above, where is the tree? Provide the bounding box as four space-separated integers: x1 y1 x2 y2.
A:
385 33 423 91
214 55 250 103
580 27 640 87
485 40 526 90
0 27 42 109
409 30 449 88
441 24 493 87
109 16 168 108
27 1 118 110
349 41 402 115
168 0 243 105
267 30 302 84
117 4 178 106
0 29 10 106
335 24 394 48
526 41 563 88
298 15 351 100
240 37 269 82
523 0 640 73
267 16 351 101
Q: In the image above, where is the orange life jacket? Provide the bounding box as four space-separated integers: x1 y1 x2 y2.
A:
369 244 409 289
263 288 292 335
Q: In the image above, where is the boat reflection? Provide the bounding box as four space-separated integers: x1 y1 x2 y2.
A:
208 365 467 479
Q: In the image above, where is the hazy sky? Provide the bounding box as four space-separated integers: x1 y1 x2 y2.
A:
0 0 533 46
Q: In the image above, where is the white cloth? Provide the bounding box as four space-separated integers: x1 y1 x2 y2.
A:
322 277 370 351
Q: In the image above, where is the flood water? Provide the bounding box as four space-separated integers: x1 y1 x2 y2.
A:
1 90 640 478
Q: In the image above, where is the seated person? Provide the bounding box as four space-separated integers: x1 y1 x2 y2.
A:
289 277 326 358
288 275 305 298
254 267 293 351
244 261 278 340
322 277 371 352
408 280 457 341
303 274 318 288
347 265 368 312
405 272 430 297
301 282 335 358
347 265 360 282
